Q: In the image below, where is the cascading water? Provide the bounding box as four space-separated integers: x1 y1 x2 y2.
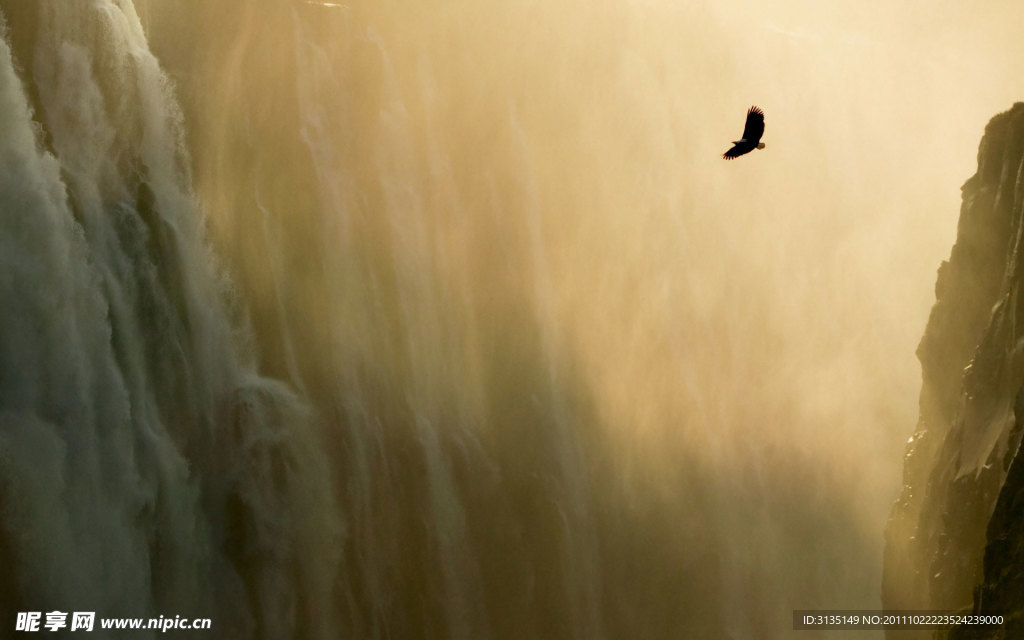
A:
0 2 339 637
4 0 1020 639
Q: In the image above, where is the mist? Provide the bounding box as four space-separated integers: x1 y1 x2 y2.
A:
2 0 1024 638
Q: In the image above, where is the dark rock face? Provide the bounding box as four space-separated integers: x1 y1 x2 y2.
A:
884 103 1024 639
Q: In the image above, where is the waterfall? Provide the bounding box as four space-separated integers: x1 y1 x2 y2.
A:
3 1 1006 638
0 2 340 637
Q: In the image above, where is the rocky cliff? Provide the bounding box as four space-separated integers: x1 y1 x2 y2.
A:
884 102 1024 639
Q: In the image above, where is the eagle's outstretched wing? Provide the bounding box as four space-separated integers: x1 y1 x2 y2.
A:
723 141 753 159
741 106 764 144
722 106 765 160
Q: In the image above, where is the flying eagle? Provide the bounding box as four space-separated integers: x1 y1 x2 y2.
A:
722 106 765 160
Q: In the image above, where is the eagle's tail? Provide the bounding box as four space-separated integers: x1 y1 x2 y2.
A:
757 142 766 150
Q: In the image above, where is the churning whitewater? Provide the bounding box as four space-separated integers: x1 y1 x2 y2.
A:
0 3 338 638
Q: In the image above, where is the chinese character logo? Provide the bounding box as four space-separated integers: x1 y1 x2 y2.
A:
71 612 95 632
44 611 67 632
15 612 41 632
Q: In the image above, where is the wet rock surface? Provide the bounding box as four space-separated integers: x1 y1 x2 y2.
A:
885 103 1024 639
